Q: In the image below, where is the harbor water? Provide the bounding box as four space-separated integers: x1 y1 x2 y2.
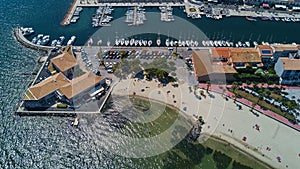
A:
0 0 297 168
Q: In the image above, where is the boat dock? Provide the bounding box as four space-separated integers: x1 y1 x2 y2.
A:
13 27 53 52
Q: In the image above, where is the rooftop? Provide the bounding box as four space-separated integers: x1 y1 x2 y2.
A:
24 73 70 100
211 48 231 58
50 49 78 72
230 48 261 63
257 45 274 56
280 58 300 70
271 44 299 52
59 72 102 99
192 50 237 77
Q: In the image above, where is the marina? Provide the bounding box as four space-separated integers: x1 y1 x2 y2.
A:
92 6 114 27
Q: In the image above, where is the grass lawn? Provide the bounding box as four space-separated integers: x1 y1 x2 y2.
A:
234 89 295 122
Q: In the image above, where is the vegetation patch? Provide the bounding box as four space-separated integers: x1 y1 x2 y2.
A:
212 150 232 169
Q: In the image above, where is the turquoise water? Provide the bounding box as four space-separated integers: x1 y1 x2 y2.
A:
0 0 297 168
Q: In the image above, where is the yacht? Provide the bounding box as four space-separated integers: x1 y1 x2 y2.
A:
56 36 65 46
21 27 34 36
142 40 147 46
156 38 161 46
181 40 186 47
238 41 242 47
186 40 190 47
31 37 38 44
67 36 76 46
51 40 58 46
120 38 125 46
41 35 50 46
245 41 250 47
165 39 170 47
130 38 135 46
115 38 120 46
134 39 139 46
124 39 129 46
194 41 199 46
253 41 258 46
138 40 142 46
148 40 152 46
170 40 174 47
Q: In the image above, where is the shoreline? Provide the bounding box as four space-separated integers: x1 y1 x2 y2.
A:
113 92 273 169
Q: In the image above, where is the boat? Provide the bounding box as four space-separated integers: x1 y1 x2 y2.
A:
226 41 230 47
194 41 199 46
185 40 190 47
51 40 58 46
165 39 170 47
148 40 152 46
31 37 38 44
130 38 135 46
107 40 110 46
261 16 270 21
115 38 120 46
138 40 142 46
181 40 186 47
170 40 174 47
120 38 125 46
40 35 50 46
56 36 65 46
246 16 257 22
21 27 34 36
274 17 280 21
67 36 76 46
142 40 147 46
202 41 206 46
253 41 258 46
214 41 218 47
134 39 139 46
238 41 242 47
245 41 250 47
124 39 129 46
156 38 161 46
209 40 214 46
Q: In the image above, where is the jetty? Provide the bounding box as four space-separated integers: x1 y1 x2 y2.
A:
13 27 53 53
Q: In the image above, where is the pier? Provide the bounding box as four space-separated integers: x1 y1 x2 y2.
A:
13 27 53 53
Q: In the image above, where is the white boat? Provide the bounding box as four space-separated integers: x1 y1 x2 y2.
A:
226 41 230 47
115 38 120 46
165 39 170 47
51 40 58 46
56 36 65 46
190 40 194 47
170 40 174 47
185 40 190 47
181 40 186 47
21 27 34 36
107 40 110 46
209 41 214 46
120 38 125 46
130 38 135 46
214 41 218 47
148 40 152 46
142 40 147 46
245 41 250 47
138 40 142 46
156 38 161 46
67 36 76 46
134 40 139 46
238 41 242 47
37 34 43 39
253 41 258 46
217 40 222 46
41 35 50 45
31 37 38 44
125 39 129 46
235 43 239 48
194 41 199 46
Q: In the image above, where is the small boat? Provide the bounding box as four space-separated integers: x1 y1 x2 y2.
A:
130 38 135 46
209 40 214 46
202 40 206 46
71 117 79 126
165 39 170 47
181 40 186 47
245 41 250 47
67 36 76 46
138 40 142 46
156 38 161 46
120 38 125 46
226 41 230 47
41 35 50 45
51 40 58 46
170 40 174 47
185 40 190 47
107 40 110 46
274 17 280 21
148 40 152 46
31 37 38 44
253 41 258 46
115 38 120 46
21 27 34 36
194 41 199 46
56 36 65 46
246 16 257 22
134 39 139 46
142 40 147 46
124 39 129 46
214 41 218 47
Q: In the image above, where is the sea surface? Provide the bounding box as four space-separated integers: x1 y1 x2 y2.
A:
0 0 298 168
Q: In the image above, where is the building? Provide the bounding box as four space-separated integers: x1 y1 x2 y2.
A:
256 45 274 68
211 48 231 65
23 73 70 109
271 44 299 61
50 47 78 78
230 48 263 69
274 57 300 85
58 72 104 106
192 50 237 83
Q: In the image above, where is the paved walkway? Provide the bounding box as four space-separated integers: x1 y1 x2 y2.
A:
199 83 300 131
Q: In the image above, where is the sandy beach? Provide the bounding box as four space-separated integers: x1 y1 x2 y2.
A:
112 78 300 169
